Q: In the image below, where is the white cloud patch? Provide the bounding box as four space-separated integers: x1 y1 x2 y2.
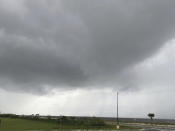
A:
1 86 175 118
132 39 175 89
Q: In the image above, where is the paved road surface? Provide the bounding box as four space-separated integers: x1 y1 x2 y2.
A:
141 128 174 131
122 123 175 131
144 128 175 131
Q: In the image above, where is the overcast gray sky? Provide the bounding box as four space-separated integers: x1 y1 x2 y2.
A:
0 0 175 119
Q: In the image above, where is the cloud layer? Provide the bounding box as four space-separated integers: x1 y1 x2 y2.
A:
0 0 175 93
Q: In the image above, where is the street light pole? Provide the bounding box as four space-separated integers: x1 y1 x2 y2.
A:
117 92 118 124
116 92 120 129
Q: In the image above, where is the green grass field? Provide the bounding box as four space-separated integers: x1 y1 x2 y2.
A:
0 117 139 131
0 117 59 131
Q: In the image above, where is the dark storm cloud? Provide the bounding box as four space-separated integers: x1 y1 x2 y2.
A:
0 0 175 93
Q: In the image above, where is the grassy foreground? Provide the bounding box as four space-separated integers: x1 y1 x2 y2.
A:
0 117 59 131
0 117 138 131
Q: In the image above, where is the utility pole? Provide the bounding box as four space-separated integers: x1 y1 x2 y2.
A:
117 92 118 124
116 92 120 130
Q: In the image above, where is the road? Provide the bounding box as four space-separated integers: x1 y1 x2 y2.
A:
140 126 175 131
122 123 175 131
140 128 175 131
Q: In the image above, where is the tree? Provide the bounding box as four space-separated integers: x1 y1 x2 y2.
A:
148 113 155 120
148 113 155 125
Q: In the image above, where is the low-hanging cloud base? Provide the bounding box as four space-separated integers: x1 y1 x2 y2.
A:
1 0 175 93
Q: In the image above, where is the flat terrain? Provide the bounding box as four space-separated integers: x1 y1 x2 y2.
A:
0 117 139 131
0 117 59 131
